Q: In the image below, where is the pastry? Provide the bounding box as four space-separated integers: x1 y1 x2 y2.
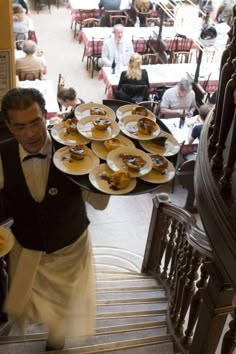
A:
69 144 87 160
101 170 131 190
120 154 146 171
137 117 156 135
152 134 167 147
132 106 148 116
64 118 78 134
104 138 124 151
93 117 111 131
150 154 168 172
90 107 107 116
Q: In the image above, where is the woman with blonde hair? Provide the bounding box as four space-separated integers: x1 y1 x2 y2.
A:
115 52 149 103
134 0 153 13
12 3 30 42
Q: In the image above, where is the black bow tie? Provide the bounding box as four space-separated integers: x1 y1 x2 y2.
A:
23 153 47 162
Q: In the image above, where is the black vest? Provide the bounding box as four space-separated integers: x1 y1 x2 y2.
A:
0 139 89 253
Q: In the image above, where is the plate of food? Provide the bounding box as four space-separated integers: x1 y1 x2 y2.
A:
116 104 155 121
139 131 180 156
77 116 120 141
89 163 137 195
119 115 160 141
53 145 100 175
91 134 135 160
139 154 175 184
0 226 15 257
51 120 91 146
107 146 153 178
74 102 116 121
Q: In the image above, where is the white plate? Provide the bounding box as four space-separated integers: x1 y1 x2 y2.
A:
89 163 137 195
91 134 135 160
51 122 91 146
107 146 153 178
53 146 100 175
119 115 160 141
0 226 15 257
77 116 120 141
74 102 116 120
139 160 175 184
116 104 156 121
139 131 180 157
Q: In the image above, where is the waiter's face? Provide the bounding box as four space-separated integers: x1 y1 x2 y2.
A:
6 102 47 153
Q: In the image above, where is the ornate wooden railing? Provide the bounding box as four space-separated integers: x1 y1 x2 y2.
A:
142 195 235 353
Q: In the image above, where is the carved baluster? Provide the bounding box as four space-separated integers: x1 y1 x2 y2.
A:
170 226 185 294
175 250 202 337
157 214 170 273
181 263 209 348
211 59 236 171
171 241 192 325
161 219 178 280
168 222 183 287
221 308 236 354
170 234 186 315
0 256 8 321
209 26 236 154
219 103 236 192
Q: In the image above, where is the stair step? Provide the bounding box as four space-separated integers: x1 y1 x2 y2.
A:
96 289 166 301
99 341 174 353
97 278 159 288
96 314 167 328
96 309 166 319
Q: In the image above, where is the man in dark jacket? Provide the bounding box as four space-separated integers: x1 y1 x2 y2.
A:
0 88 109 351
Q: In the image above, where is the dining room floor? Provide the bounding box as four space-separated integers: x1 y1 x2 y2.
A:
28 0 202 264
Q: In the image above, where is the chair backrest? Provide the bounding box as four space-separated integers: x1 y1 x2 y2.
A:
92 37 105 57
172 51 193 64
18 70 43 81
82 18 100 27
132 35 149 54
109 15 129 27
14 32 28 49
57 73 65 111
104 10 126 27
120 84 149 103
79 9 96 23
169 34 193 52
146 17 161 27
142 53 159 65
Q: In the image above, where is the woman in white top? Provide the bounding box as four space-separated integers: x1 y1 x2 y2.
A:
12 3 30 41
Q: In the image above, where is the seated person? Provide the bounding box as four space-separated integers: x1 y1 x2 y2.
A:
12 0 28 14
187 104 210 144
57 87 85 120
98 0 121 10
13 3 30 42
216 0 235 25
99 24 134 68
160 78 196 118
16 40 47 78
134 0 153 13
115 52 149 103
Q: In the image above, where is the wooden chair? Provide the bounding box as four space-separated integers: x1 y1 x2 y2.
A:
14 32 28 49
73 9 96 38
167 34 193 64
57 73 65 111
119 84 149 103
172 51 193 64
87 37 104 79
176 158 197 212
146 17 161 27
80 18 100 46
35 0 51 14
132 35 149 55
137 100 161 116
142 53 159 65
109 15 129 27
103 10 127 27
18 70 43 81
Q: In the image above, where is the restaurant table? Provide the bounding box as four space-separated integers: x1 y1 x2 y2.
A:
62 117 179 195
19 80 59 119
100 62 220 99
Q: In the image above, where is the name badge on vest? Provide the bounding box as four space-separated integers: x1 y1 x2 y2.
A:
48 187 58 196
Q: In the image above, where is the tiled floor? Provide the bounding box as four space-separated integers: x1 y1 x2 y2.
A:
29 1 197 264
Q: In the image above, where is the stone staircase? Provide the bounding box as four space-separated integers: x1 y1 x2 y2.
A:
0 247 174 353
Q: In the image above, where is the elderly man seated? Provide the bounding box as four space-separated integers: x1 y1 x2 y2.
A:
16 40 47 79
99 24 134 68
160 78 196 118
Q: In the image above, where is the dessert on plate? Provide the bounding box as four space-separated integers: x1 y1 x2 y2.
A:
152 133 168 147
100 170 131 190
93 117 112 131
90 107 107 116
64 118 79 134
150 154 168 173
132 106 148 116
104 137 124 151
137 117 156 135
120 154 146 170
69 144 87 160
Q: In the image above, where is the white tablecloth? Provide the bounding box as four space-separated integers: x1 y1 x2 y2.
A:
19 80 59 118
